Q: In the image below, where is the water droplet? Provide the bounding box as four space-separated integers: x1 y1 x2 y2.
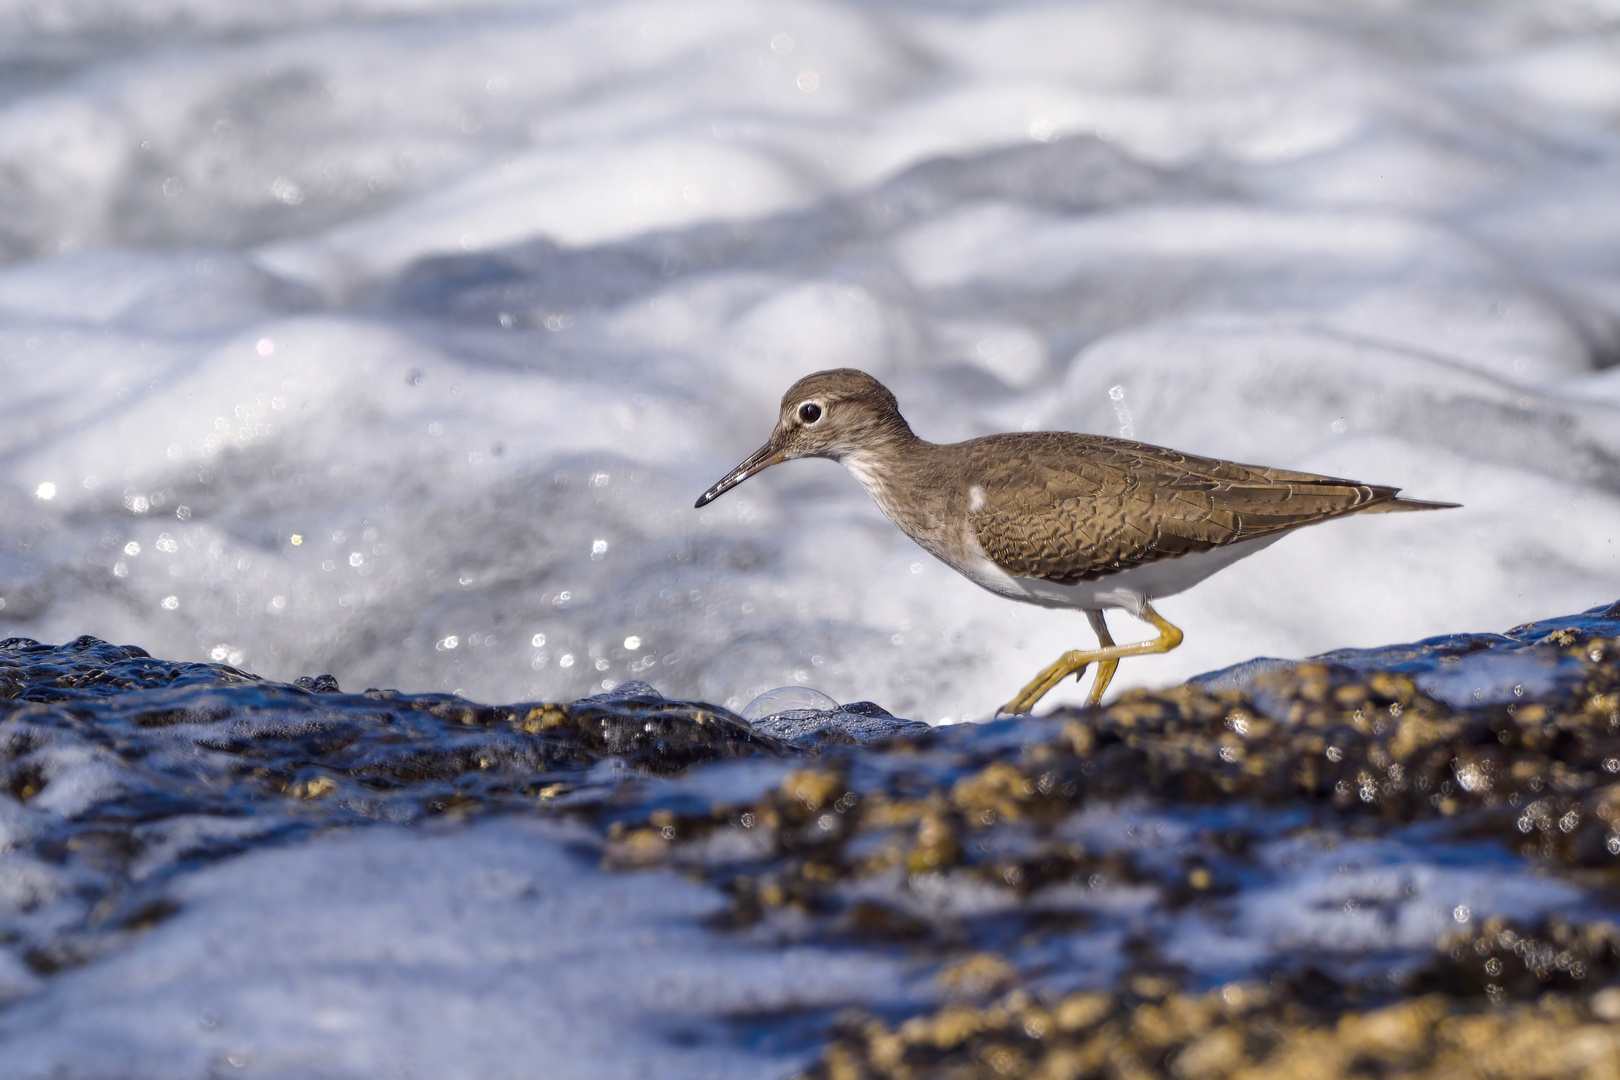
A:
740 685 838 721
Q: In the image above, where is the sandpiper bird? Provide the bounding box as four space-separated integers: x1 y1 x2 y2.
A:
695 369 1458 715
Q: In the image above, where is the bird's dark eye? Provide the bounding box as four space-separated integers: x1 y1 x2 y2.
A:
799 402 822 423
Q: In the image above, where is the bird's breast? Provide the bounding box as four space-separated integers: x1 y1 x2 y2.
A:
840 451 957 555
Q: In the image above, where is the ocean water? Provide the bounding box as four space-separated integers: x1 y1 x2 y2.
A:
1 2 1620 1074
0 0 1616 723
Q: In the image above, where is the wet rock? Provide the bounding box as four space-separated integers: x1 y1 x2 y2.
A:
749 704 930 751
0 641 788 974
798 980 1620 1080
5 603 1620 1074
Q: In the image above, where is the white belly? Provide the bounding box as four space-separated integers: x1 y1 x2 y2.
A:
837 453 1285 616
953 533 1285 615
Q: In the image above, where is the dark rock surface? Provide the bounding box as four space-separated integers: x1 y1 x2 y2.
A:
3 602 1620 1079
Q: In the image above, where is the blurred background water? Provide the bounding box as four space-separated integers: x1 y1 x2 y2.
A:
0 0 1617 723
5 5 1620 1078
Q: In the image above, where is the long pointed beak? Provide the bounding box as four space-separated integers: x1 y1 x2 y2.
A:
695 441 783 507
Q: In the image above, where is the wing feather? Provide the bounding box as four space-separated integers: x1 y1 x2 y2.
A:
966 433 1415 585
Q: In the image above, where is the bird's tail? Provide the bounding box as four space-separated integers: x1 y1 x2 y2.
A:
1360 496 1461 513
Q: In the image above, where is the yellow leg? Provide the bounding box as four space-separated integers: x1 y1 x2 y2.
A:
1085 609 1118 706
999 603 1184 716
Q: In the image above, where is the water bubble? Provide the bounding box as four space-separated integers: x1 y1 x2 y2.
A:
624 635 641 650
161 596 179 610
270 176 304 206
35 482 56 500
559 654 575 668
740 685 839 721
124 541 141 556
532 633 546 647
770 32 795 54
796 70 820 92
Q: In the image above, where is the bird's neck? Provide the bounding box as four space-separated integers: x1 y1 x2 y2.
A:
837 431 946 537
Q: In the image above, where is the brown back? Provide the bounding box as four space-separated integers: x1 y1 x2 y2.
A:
965 432 1428 584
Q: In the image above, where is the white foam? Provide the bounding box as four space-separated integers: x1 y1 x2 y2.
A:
1166 830 1583 977
0 818 911 1079
0 0 1616 725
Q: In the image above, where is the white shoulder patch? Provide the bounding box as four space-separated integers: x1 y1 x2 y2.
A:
968 485 986 514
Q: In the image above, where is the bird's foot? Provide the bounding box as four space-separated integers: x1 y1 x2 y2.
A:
998 653 1091 716
1000 603 1184 716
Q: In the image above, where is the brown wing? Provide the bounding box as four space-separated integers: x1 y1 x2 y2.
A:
967 432 1427 585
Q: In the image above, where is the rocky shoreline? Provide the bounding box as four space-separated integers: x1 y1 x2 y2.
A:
2 601 1619 1078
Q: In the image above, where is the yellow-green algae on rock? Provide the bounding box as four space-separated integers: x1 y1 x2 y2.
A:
6 608 1620 1076
596 610 1620 1079
806 979 1620 1080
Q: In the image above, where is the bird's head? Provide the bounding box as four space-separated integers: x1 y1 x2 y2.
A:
694 368 912 507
